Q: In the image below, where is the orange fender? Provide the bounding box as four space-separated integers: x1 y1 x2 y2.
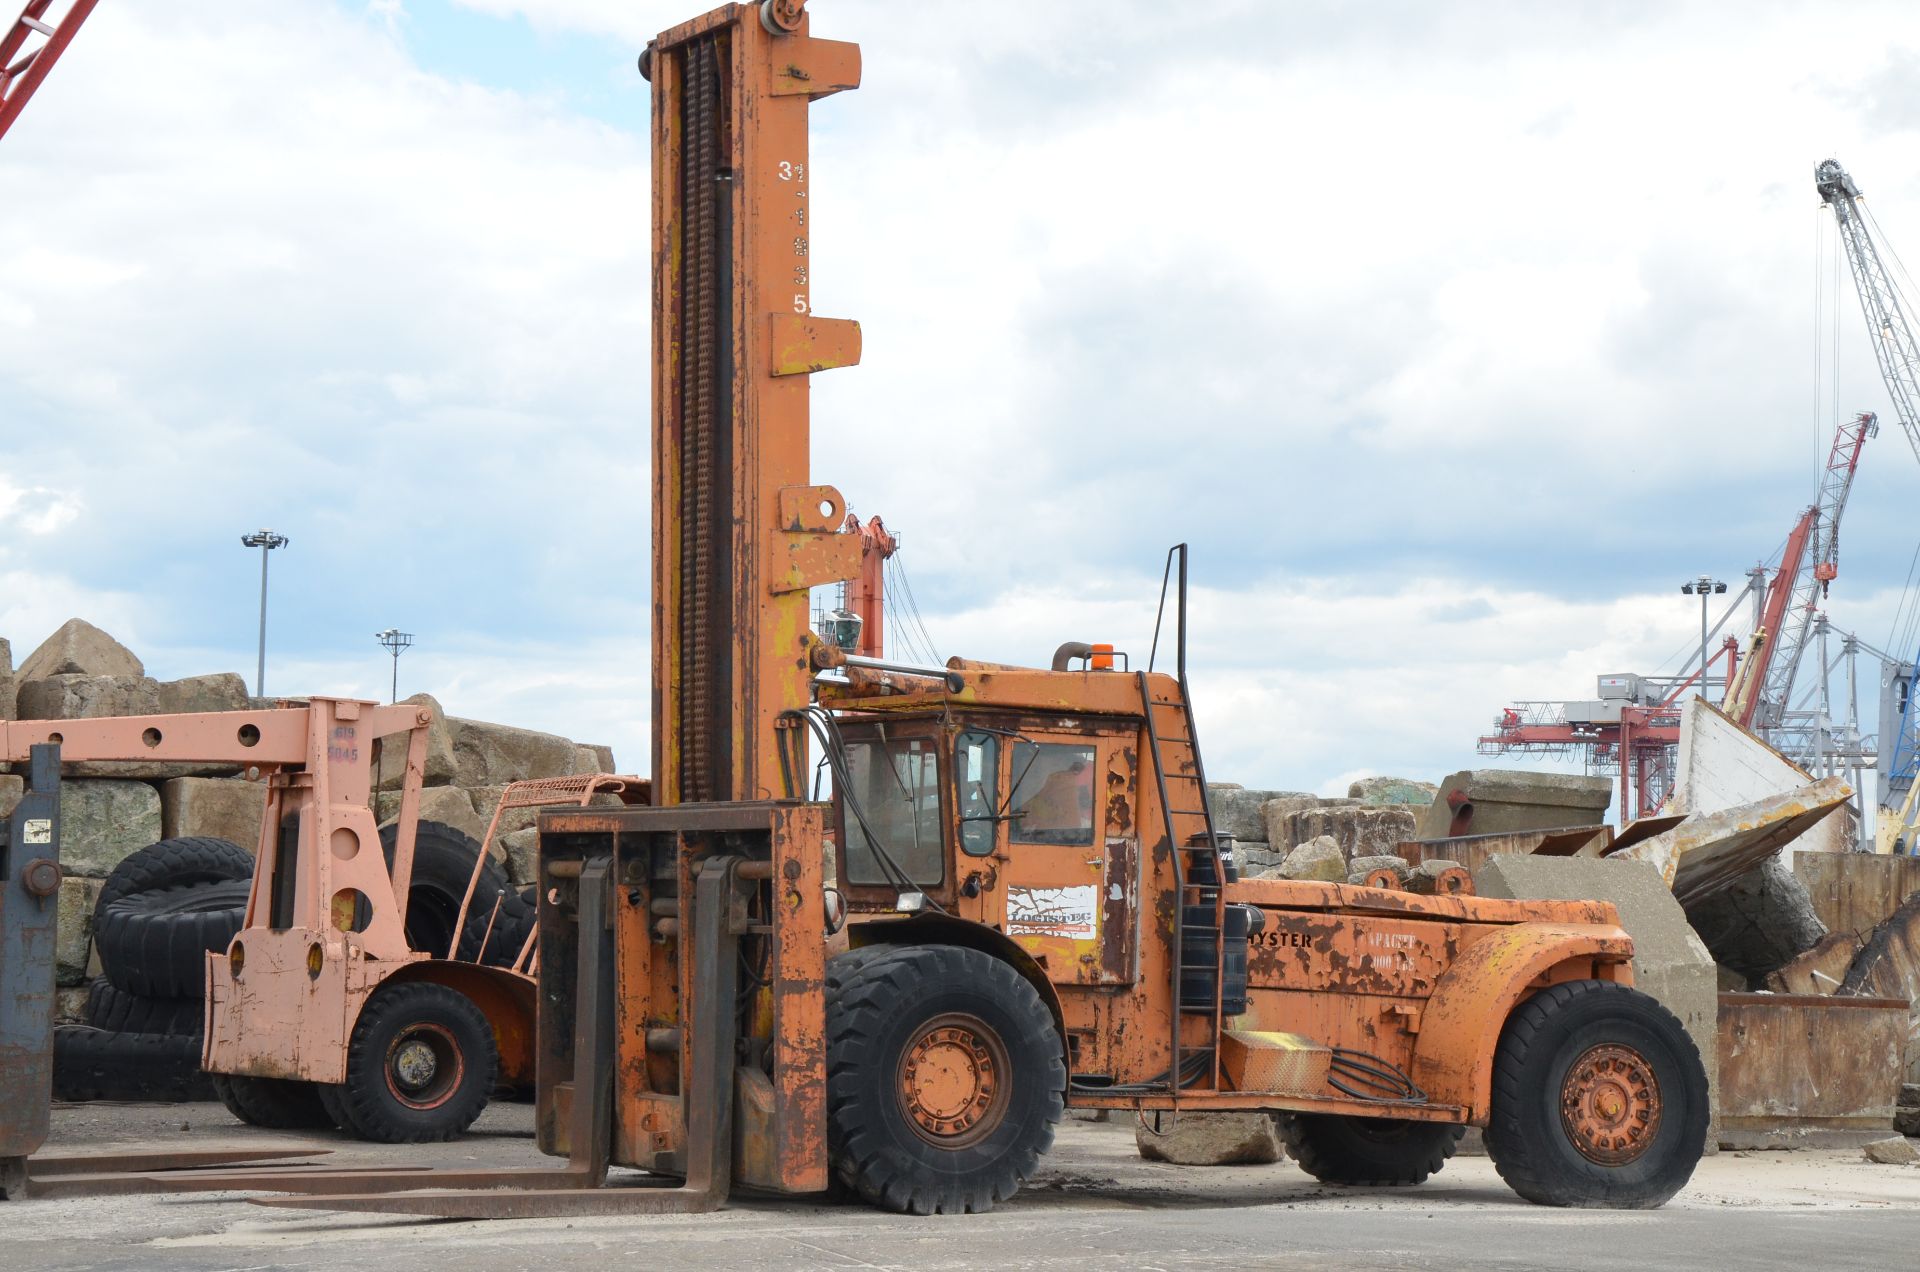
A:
381 961 539 1087
1409 922 1633 1120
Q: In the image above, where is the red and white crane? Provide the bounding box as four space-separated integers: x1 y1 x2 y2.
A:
0 1 97 143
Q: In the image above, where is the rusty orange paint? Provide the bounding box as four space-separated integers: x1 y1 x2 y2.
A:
1408 922 1634 1117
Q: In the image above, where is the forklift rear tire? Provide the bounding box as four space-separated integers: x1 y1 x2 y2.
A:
210 1072 337 1130
825 945 1064 1215
1484 980 1707 1209
331 981 498 1143
1277 1113 1463 1185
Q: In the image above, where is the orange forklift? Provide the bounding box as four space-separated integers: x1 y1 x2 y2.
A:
250 0 1707 1219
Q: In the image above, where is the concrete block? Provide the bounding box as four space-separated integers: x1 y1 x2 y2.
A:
1416 769 1612 840
1863 1137 1918 1165
501 827 540 886
449 716 586 788
1279 807 1416 860
1348 776 1438 806
57 779 162 878
574 743 617 775
376 784 494 851
1261 796 1357 848
16 673 239 779
373 693 459 790
17 618 143 681
155 672 250 715
56 876 101 987
1348 854 1413 886
160 777 267 850
0 635 14 722
1474 854 1718 1151
55 986 90 1025
1135 1112 1283 1165
1235 841 1283 877
1206 785 1308 843
1279 836 1346 882
0 773 21 817
1685 855 1827 981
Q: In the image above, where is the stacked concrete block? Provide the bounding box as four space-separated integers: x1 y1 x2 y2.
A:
0 635 14 721
1347 776 1438 806
1276 806 1417 862
160 776 269 849
1414 769 1612 840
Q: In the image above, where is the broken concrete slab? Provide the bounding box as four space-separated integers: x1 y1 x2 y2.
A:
0 635 13 722
17 672 161 720
57 779 161 878
1685 855 1829 981
1719 992 1909 1151
1611 777 1851 908
17 618 143 681
1839 894 1920 1084
1278 835 1346 882
1347 776 1438 806
1134 1112 1283 1166
1236 842 1284 877
1413 769 1611 840
160 777 267 850
1475 854 1718 1147
1863 1136 1918 1165
574 743 617 775
500 827 540 886
0 773 20 818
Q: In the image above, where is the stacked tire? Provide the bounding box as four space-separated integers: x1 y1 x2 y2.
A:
52 837 253 1103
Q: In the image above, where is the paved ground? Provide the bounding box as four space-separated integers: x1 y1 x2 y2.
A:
6 1103 1918 1271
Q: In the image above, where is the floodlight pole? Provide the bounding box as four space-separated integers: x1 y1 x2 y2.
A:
376 629 414 704
240 530 289 696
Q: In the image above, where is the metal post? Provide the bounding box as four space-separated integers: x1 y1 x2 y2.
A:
1700 589 1710 700
240 530 289 697
375 630 414 705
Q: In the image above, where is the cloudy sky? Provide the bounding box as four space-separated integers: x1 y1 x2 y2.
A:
5 0 1920 809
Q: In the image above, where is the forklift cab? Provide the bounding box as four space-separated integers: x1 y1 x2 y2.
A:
831 712 1143 989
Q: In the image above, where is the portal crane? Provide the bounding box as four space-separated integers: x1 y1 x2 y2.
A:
0 1 97 143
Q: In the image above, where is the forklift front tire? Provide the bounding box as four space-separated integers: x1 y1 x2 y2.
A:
825 945 1065 1215
1484 980 1708 1209
331 981 498 1143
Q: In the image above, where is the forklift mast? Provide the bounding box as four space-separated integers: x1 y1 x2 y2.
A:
649 0 863 807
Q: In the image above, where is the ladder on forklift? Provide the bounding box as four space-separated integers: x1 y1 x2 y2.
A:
0 1 97 144
1139 543 1232 1093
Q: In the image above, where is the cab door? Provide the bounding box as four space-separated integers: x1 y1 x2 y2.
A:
999 732 1138 987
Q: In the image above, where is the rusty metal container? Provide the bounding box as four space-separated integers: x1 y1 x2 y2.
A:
1716 991 1909 1149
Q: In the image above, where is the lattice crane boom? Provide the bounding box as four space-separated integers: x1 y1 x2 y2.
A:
0 1 98 143
1818 160 1920 464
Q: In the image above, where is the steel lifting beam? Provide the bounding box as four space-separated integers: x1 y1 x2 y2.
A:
0 0 98 143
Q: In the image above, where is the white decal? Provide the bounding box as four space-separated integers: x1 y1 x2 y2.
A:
23 818 52 845
1007 885 1099 940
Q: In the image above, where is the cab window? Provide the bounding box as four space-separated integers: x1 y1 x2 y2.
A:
954 731 999 856
1009 741 1097 846
840 734 945 886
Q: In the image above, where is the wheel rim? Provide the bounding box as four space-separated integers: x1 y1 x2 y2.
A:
896 1012 1010 1148
1559 1042 1662 1165
384 1022 464 1110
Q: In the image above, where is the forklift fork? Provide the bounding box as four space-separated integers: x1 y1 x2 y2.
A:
246 855 746 1218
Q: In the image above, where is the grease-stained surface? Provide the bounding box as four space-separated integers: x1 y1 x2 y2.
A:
8 1103 1919 1272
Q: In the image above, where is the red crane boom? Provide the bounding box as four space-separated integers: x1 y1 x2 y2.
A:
0 0 97 143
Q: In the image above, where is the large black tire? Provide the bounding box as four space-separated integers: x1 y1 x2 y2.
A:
210 1072 337 1130
826 945 1064 1215
1278 1114 1463 1185
52 1026 213 1103
94 880 250 999
84 979 203 1037
379 821 530 966
331 981 497 1143
1485 980 1708 1209
94 836 253 918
